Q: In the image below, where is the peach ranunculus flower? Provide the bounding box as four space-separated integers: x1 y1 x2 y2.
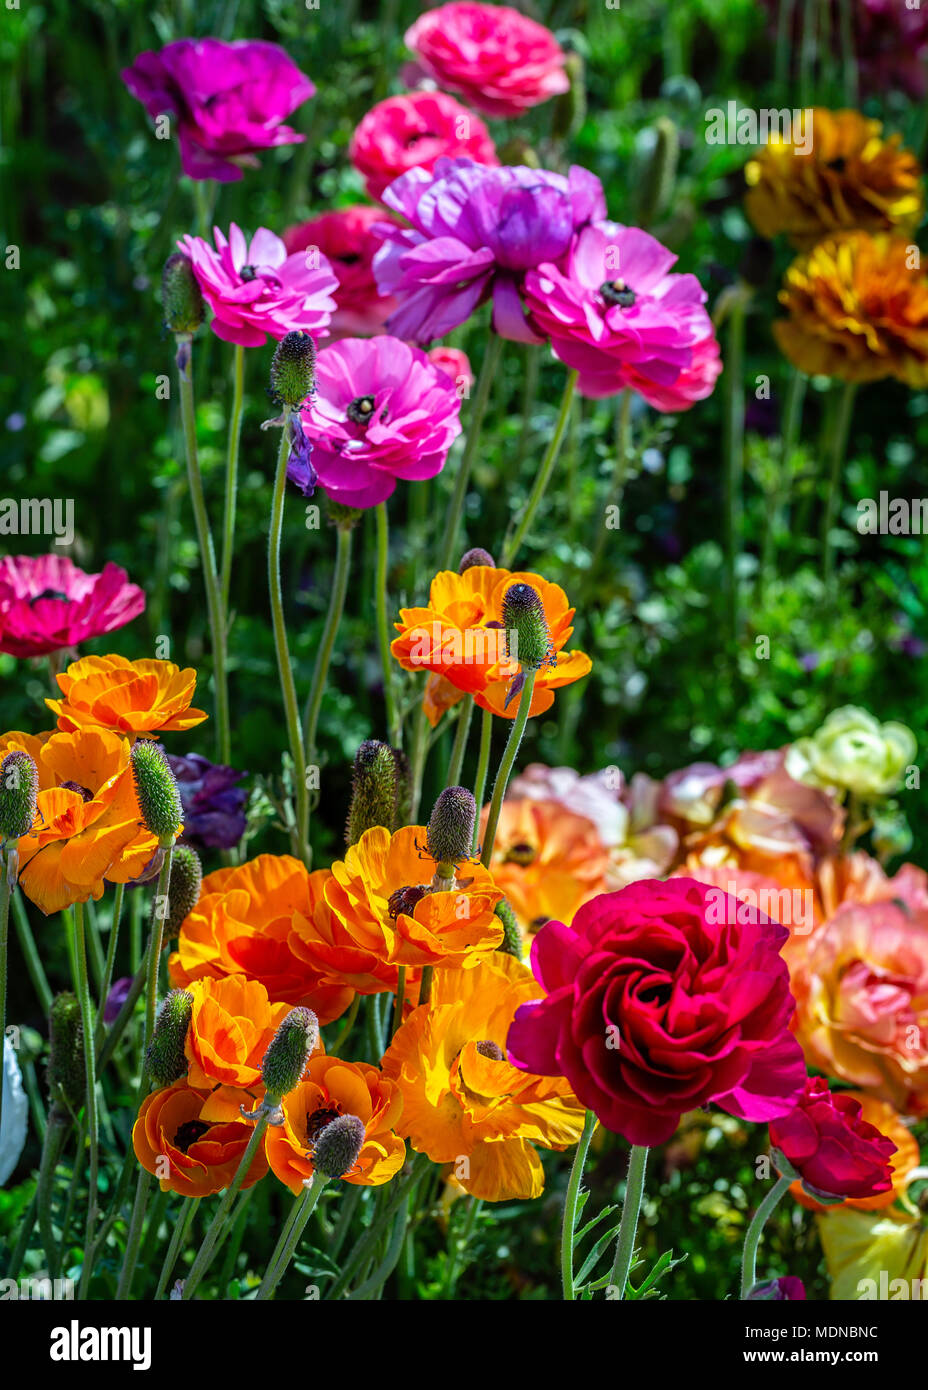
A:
744 108 923 247
790 900 928 1114
168 855 354 1025
46 654 208 738
324 825 504 970
183 975 311 1092
265 1056 405 1192
1 726 171 914
479 797 610 937
390 565 591 725
133 1079 269 1197
382 954 585 1201
790 1093 920 1214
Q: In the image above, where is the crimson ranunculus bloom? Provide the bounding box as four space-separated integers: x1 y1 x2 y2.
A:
769 1076 897 1203
349 91 497 203
506 878 806 1146
0 554 145 659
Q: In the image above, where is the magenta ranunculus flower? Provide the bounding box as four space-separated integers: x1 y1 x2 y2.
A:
295 336 462 508
506 877 806 1147
746 1276 806 1301
523 221 722 404
283 206 401 339
372 157 605 345
178 224 338 347
769 1076 897 1203
404 2 569 119
427 345 473 391
121 39 315 182
0 555 146 660
349 91 498 203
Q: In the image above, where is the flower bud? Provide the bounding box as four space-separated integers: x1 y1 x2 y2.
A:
311 1112 365 1180
502 583 551 669
458 547 495 573
325 496 365 531
160 846 203 939
131 741 183 848
634 116 679 228
260 1006 319 1100
145 989 193 1088
426 786 476 870
346 740 397 847
0 750 38 842
47 991 85 1110
550 49 586 143
494 898 523 960
270 330 316 409
162 253 204 335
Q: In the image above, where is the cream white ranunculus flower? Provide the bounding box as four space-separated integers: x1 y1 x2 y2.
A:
785 706 916 799
1 1036 28 1186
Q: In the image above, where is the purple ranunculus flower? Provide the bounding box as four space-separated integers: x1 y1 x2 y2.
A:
746 1276 806 1301
286 413 317 497
167 753 248 851
371 157 606 345
121 39 315 183
104 977 134 1025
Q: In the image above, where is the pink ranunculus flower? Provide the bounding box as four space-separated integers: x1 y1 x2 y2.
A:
523 221 721 404
427 345 473 391
121 39 315 183
769 1076 896 1203
178 224 338 347
283 206 401 338
506 878 806 1147
349 91 498 204
297 336 462 508
0 555 146 660
404 2 569 119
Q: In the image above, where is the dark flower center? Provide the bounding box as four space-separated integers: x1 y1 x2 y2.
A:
826 156 847 174
474 1040 505 1061
29 589 69 606
600 279 636 308
240 264 258 281
388 883 430 920
306 1105 342 1145
173 1119 210 1153
59 780 93 802
505 841 537 866
337 253 361 266
347 394 377 426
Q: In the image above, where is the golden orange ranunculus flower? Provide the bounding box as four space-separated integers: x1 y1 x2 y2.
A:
390 565 591 724
480 797 610 938
382 954 586 1201
168 855 354 1025
183 974 316 1093
774 232 928 386
46 654 208 738
265 1055 405 1193
325 825 504 971
791 1094 920 1214
744 108 923 247
4 726 169 915
790 900 928 1114
133 1079 269 1197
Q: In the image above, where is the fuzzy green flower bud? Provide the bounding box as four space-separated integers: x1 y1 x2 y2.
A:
162 253 204 335
0 750 38 842
427 786 476 871
391 747 412 830
502 582 551 670
145 989 193 1088
325 497 365 531
551 49 586 143
130 741 183 848
311 1112 365 1180
346 740 398 846
261 1006 319 1100
634 116 679 228
494 899 523 960
160 845 203 940
458 547 495 573
47 992 85 1110
270 330 316 409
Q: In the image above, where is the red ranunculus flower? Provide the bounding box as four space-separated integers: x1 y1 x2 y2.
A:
506 877 806 1146
349 91 497 203
769 1076 897 1202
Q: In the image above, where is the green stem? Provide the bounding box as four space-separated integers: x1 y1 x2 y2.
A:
561 1110 597 1300
11 888 52 1017
182 1110 272 1299
94 882 125 1050
392 967 406 1039
502 370 578 567
301 524 354 851
375 502 401 748
0 846 13 1144
590 389 631 577
437 333 504 573
72 901 100 1297
722 291 747 646
154 1195 199 1300
471 706 493 852
116 1169 152 1300
445 695 474 788
35 1105 71 1281
740 1174 792 1298
144 847 174 1050
221 342 245 612
609 1144 649 1299
177 336 231 764
255 1170 328 1300
327 1154 430 1299
821 380 857 588
445 1193 481 1298
480 669 537 868
347 1194 410 1300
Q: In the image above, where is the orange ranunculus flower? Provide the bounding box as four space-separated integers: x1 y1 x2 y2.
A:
790 1094 920 1214
325 825 504 970
184 974 312 1092
390 565 591 725
133 1079 269 1197
7 726 168 914
744 108 923 247
790 900 928 1114
265 1055 405 1193
774 232 928 386
46 654 208 737
168 855 354 1025
383 954 585 1201
480 797 610 938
